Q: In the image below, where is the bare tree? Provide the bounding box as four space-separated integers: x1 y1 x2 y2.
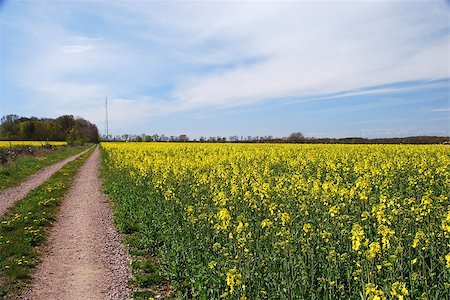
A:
179 134 189 142
288 132 305 143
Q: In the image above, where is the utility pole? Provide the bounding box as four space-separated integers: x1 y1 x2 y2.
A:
105 96 109 141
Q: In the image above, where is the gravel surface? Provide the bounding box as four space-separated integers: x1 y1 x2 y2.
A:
21 147 131 300
0 147 92 216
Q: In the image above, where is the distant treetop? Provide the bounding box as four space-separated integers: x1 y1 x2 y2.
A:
0 114 99 144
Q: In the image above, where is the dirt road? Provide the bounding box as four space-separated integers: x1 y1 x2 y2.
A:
0 147 92 216
21 147 131 300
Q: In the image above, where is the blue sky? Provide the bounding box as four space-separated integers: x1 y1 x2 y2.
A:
0 0 448 138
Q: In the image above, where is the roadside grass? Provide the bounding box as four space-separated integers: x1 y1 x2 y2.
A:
0 145 90 191
0 147 94 298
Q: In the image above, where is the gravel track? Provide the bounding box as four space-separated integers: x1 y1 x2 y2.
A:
0 147 92 216
21 147 131 300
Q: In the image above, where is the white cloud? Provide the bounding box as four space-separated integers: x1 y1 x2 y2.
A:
160 1 449 110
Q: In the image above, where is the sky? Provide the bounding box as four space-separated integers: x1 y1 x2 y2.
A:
0 0 449 139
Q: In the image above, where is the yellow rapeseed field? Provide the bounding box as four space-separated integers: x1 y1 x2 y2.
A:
0 141 67 148
101 142 450 299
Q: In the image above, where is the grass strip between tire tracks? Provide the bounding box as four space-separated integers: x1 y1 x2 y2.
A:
0 146 95 299
0 145 91 191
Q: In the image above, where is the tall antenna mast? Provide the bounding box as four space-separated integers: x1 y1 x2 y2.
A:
105 96 109 140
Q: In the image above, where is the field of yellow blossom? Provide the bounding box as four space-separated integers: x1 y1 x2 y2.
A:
101 142 450 299
0 141 67 148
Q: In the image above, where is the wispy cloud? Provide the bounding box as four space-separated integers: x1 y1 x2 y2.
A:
279 79 449 106
61 44 93 54
425 107 450 113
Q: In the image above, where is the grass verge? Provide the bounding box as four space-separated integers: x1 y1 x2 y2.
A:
0 147 94 299
0 145 90 191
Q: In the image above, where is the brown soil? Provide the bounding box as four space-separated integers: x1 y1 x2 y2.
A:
20 147 131 300
0 147 92 216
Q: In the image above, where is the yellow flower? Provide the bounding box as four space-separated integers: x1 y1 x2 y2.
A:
377 224 394 250
329 205 339 217
365 283 386 300
412 230 427 249
303 223 312 233
390 282 409 299
366 241 381 260
261 219 273 229
236 221 244 234
351 223 365 251
442 209 450 233
268 203 277 215
445 253 450 268
226 267 243 294
208 261 217 269
361 211 370 221
320 231 331 243
215 208 231 230
279 212 291 226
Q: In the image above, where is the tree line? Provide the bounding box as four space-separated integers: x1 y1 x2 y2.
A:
104 131 448 144
0 115 99 144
